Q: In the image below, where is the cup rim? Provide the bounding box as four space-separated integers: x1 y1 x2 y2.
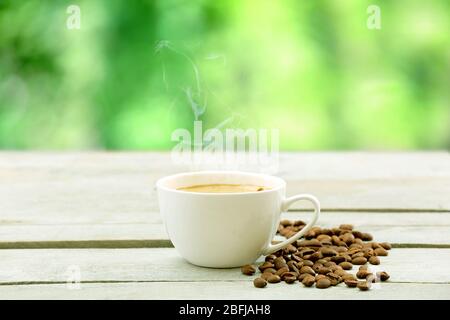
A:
156 170 286 196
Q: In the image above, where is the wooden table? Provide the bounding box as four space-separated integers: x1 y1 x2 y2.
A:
1 152 449 299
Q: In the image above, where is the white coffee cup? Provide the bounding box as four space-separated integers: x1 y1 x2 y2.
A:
156 171 320 268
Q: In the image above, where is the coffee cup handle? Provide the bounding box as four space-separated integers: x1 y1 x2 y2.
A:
262 194 320 256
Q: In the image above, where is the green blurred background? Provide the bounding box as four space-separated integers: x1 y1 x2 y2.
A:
0 0 449 150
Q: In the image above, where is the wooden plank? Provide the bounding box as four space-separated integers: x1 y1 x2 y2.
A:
1 212 449 248
0 248 449 284
0 282 449 300
0 152 449 230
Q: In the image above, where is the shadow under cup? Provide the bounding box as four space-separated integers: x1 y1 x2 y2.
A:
156 171 287 268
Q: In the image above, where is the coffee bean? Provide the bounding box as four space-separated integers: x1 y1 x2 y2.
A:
284 275 297 284
334 269 347 277
331 255 346 264
357 281 371 291
348 245 362 252
312 263 323 273
326 275 339 286
304 230 316 239
315 274 327 281
345 279 358 288
361 233 373 241
253 277 267 288
380 242 392 250
352 252 365 258
352 256 368 265
342 254 352 262
352 230 363 239
359 265 369 270
342 273 357 281
374 247 389 256
287 260 298 268
281 271 297 280
275 266 290 277
303 260 314 267
265 268 277 274
299 248 315 256
294 220 306 226
312 252 325 262
363 248 375 259
327 272 341 281
371 242 381 249
356 270 372 279
318 267 332 275
323 261 336 267
261 272 272 280
330 227 341 235
258 261 274 272
329 265 340 272
339 224 354 231
319 239 333 246
298 273 310 281
286 231 297 238
378 271 390 281
285 244 298 254
369 256 380 265
280 219 293 227
274 257 287 269
316 278 331 289
241 265 256 276
335 246 348 253
327 278 339 286
331 235 341 245
274 256 286 263
337 241 348 247
265 254 277 262
320 247 338 257
339 262 353 270
302 275 315 287
297 239 322 247
267 274 281 283
316 258 328 265
300 266 316 276
341 233 355 245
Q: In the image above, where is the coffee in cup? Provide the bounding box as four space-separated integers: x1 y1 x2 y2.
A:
177 184 269 193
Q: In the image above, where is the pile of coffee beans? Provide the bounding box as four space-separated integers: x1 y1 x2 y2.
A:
241 220 391 291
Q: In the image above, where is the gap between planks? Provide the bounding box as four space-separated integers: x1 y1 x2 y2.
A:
1 212 450 249
1 282 450 300
1 280 449 287
1 241 450 250
1 248 448 284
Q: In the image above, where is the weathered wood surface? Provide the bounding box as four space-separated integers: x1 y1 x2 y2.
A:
1 152 449 229
1 212 449 248
1 248 449 284
0 248 449 300
1 282 449 300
